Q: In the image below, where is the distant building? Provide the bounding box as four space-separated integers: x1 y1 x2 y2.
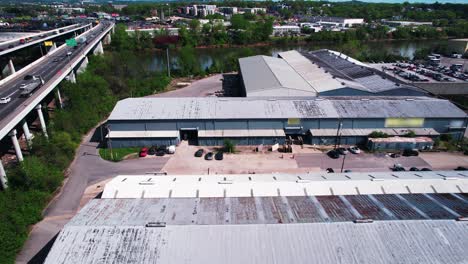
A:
57 7 85 14
242 7 266 14
182 4 216 18
219 6 238 15
272 25 301 36
382 20 433 27
308 16 365 28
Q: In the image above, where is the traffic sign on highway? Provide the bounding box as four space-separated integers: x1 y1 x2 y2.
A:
65 38 77 47
44 41 53 47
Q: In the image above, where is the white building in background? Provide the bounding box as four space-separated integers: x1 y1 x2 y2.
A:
272 25 301 36
182 5 216 17
219 7 238 15
309 16 365 28
242 7 266 14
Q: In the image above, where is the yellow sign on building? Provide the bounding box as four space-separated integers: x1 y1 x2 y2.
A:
385 118 424 128
44 41 53 47
287 118 301 125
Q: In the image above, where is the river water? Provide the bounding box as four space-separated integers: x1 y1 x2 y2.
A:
137 39 448 72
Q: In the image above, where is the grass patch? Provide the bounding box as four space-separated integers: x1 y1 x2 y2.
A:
99 147 141 162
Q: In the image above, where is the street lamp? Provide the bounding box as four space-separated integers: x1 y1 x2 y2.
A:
334 120 343 149
106 124 114 160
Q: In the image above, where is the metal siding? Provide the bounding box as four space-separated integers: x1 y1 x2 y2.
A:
214 120 249 130
110 138 177 148
319 119 340 129
146 121 177 131
352 119 385 129
177 121 206 130
109 121 145 131
248 120 284 129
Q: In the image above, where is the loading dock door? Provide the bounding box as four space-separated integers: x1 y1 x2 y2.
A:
180 128 198 145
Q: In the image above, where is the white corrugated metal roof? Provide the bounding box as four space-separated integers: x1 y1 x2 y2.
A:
45 220 468 264
107 130 179 138
107 97 467 121
101 171 468 199
239 55 317 96
278 50 347 93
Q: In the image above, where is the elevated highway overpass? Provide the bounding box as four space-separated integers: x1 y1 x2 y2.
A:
0 21 114 188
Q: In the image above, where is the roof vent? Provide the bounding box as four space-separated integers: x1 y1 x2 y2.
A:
146 222 166 228
218 180 233 184
296 179 311 183
354 219 374 224
341 82 345 85
405 98 415 101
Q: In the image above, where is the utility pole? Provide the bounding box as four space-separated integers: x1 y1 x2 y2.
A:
106 125 113 160
340 153 346 173
334 120 342 149
166 47 171 78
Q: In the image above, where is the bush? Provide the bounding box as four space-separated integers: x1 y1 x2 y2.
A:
402 130 416 138
440 134 453 142
368 131 389 138
223 139 236 153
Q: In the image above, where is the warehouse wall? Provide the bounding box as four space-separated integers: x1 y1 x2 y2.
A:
109 137 179 148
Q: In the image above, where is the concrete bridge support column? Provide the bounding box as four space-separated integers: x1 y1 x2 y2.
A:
0 160 7 189
77 56 89 74
104 34 111 45
56 88 63 108
9 129 23 162
8 59 15 75
48 43 57 54
35 104 48 139
94 41 104 55
67 71 76 83
22 120 33 148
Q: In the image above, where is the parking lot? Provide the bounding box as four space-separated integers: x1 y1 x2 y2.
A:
159 142 468 174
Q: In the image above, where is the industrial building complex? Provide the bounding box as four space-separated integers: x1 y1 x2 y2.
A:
107 96 466 147
44 172 468 264
104 49 467 148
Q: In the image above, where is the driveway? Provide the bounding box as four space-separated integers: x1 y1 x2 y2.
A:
16 127 169 263
149 74 223 98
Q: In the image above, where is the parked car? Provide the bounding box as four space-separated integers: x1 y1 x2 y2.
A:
344 169 352 173
204 152 214 160
390 153 401 158
454 166 467 171
402 149 419 157
420 168 432 171
409 167 420 171
392 164 405 171
0 97 11 104
215 151 224 160
337 148 349 155
148 146 157 155
24 75 33 80
348 146 361 154
194 149 204 157
157 145 167 153
66 51 72 56
156 149 166 156
326 168 334 173
139 147 148 157
327 150 340 159
167 145 176 154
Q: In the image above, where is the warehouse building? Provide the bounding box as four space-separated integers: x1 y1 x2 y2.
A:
44 172 468 264
106 96 467 147
239 50 427 97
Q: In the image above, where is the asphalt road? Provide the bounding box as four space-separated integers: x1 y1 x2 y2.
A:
0 22 111 129
0 24 84 54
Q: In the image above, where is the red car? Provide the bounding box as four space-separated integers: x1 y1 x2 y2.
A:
139 147 148 157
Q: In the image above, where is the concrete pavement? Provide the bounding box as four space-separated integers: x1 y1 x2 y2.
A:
16 127 168 263
149 74 223 97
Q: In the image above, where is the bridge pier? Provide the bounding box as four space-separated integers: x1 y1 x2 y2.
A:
0 160 7 189
22 120 33 148
56 88 63 108
9 129 23 162
48 43 57 54
93 41 104 55
103 34 111 45
67 71 76 83
35 104 48 138
77 56 89 74
8 59 15 75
